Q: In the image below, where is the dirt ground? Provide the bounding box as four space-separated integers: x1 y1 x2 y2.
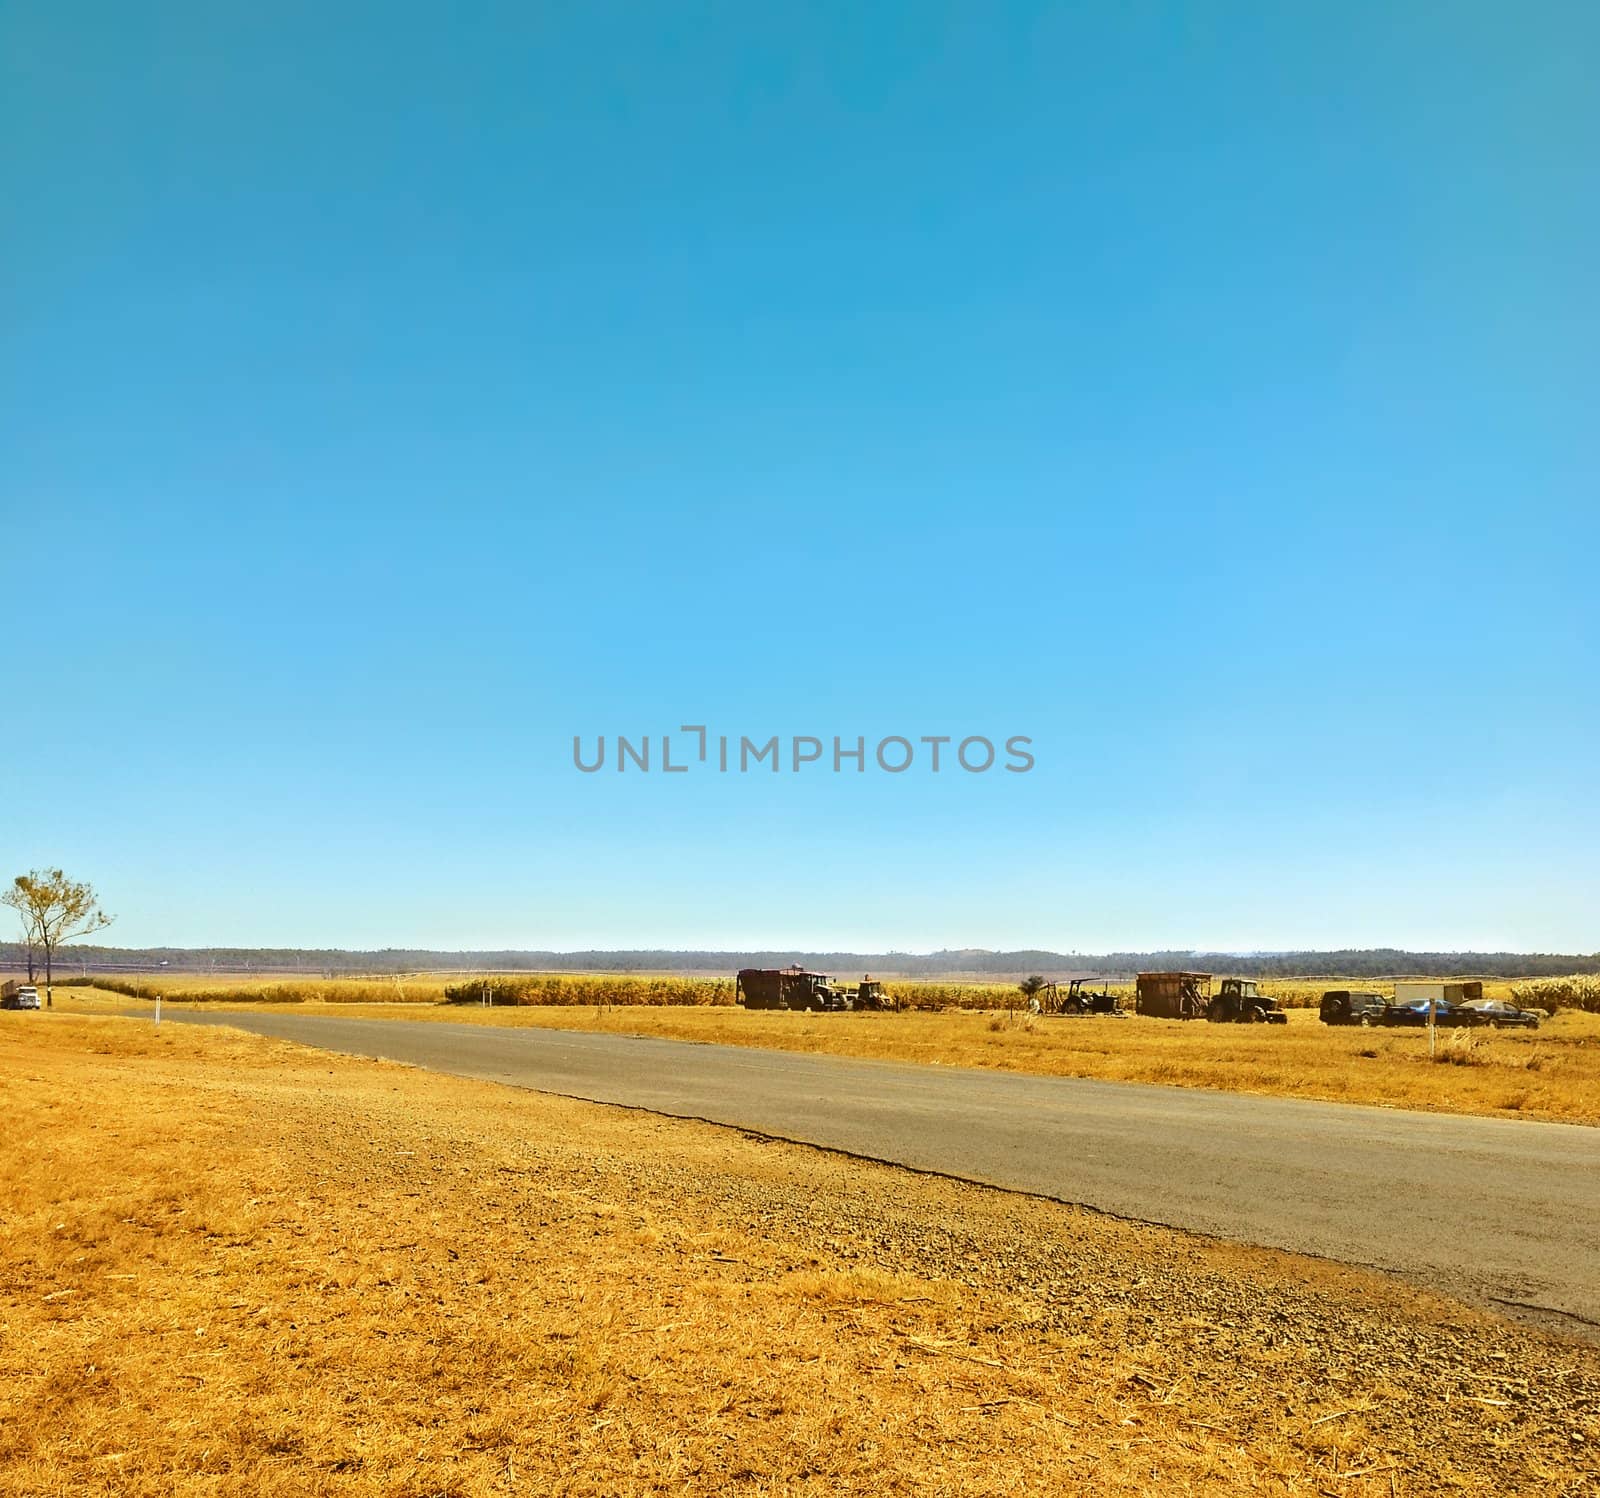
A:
2 1013 1597 1496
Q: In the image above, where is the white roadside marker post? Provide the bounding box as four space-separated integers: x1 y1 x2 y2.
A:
155 993 162 1027
1428 998 1436 1059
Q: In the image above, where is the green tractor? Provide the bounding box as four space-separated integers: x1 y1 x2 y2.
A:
1206 978 1288 1025
848 977 895 1011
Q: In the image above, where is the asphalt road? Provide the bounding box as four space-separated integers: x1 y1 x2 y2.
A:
167 1011 1600 1338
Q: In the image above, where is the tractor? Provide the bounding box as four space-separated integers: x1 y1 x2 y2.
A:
1206 978 1288 1025
735 967 848 1011
1038 978 1123 1015
845 976 895 1011
1135 972 1286 1024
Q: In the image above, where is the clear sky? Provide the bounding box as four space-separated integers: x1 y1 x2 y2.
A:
3 3 1595 953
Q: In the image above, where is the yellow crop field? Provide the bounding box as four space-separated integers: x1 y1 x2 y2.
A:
442 974 736 1006
74 974 451 1004
75 972 738 1007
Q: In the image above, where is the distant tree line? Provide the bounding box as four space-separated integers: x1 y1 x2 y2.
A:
3 941 1597 981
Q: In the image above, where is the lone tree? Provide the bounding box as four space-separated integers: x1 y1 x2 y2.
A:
2 869 114 1007
1018 974 1046 1009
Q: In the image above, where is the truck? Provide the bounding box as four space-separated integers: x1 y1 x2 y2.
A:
1135 971 1287 1024
1 980 40 1011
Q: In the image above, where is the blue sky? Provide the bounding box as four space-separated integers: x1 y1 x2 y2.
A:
3 3 1595 952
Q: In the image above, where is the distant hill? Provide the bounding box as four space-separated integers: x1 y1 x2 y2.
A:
4 942 1597 981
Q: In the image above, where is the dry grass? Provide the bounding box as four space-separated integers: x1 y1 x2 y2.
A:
1 1013 1595 1496
61 984 1600 1127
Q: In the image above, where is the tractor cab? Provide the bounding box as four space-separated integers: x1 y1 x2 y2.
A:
795 971 842 1010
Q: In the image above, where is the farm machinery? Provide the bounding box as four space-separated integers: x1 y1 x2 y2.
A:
844 976 894 1010
1206 977 1287 1024
1036 978 1125 1016
1135 972 1287 1024
735 967 895 1012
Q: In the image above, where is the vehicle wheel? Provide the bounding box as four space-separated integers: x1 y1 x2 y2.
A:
1358 1015 1373 1027
1206 999 1229 1024
1245 1006 1265 1024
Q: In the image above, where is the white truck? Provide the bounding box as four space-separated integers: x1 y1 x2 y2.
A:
1 981 41 1011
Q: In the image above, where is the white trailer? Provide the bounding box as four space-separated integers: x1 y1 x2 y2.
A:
1392 980 1484 1005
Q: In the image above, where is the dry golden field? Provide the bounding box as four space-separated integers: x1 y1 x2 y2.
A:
1 1012 1597 1496
59 984 1600 1126
70 972 1597 1013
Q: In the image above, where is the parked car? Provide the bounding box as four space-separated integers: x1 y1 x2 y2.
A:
1378 997 1480 1028
2 984 41 1011
1458 998 1542 1030
1319 990 1388 1027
